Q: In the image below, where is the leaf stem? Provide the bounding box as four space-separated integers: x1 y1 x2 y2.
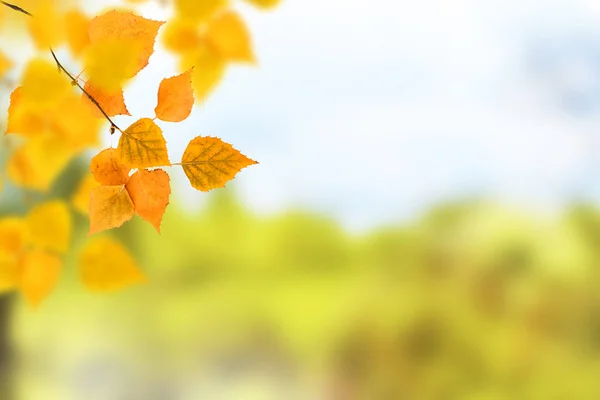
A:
1 1 123 134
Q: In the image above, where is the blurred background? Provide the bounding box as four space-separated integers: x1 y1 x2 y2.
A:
4 0 600 398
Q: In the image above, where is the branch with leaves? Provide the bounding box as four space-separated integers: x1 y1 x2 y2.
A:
0 0 278 306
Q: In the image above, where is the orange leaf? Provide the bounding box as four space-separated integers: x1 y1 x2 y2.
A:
155 69 194 122
206 10 255 63
126 169 171 233
89 186 134 234
117 118 170 169
19 250 62 307
82 81 130 117
88 10 164 78
90 148 131 186
180 136 257 191
180 44 226 102
79 236 145 291
0 218 27 254
0 252 19 293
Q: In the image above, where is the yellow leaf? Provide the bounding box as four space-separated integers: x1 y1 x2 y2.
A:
21 59 71 107
88 10 164 78
51 95 102 150
0 50 12 78
155 69 194 122
0 217 27 254
0 252 19 293
181 44 226 102
5 87 44 137
65 10 91 57
84 38 142 91
7 135 74 191
88 186 134 234
162 18 202 54
174 0 228 22
79 236 145 291
244 0 282 9
27 0 65 49
71 174 100 215
83 81 130 117
19 250 62 307
117 118 170 169
90 148 131 186
126 169 171 233
206 10 255 63
180 136 257 191
27 201 71 254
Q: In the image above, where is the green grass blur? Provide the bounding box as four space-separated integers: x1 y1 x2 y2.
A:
5 189 600 399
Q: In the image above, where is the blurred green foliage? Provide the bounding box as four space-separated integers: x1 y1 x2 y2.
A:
5 191 600 399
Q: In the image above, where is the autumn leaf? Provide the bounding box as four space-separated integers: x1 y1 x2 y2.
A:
174 0 228 22
88 10 164 78
0 252 19 293
244 0 282 9
83 81 130 118
155 69 194 122
20 250 62 307
126 169 171 233
5 87 43 137
90 148 130 186
89 186 135 235
84 38 142 91
65 10 91 57
7 135 75 191
117 118 170 169
0 218 27 254
27 201 71 254
79 236 145 291
21 59 71 107
27 0 65 49
180 136 257 191
162 18 202 54
51 96 102 150
71 174 100 214
206 10 255 63
181 44 226 102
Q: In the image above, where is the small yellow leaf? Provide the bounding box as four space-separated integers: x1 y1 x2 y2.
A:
7 135 74 191
79 236 145 291
126 169 171 233
181 44 226 102
65 10 91 57
244 0 282 9
5 87 43 137
27 201 71 254
162 18 202 54
206 10 255 63
27 0 65 49
84 39 142 92
174 0 228 22
155 69 194 122
0 218 27 254
21 59 71 107
0 50 12 78
0 252 19 293
71 174 100 215
89 186 134 234
117 118 170 169
51 95 102 150
19 250 62 307
83 81 130 117
90 148 131 186
88 10 164 78
180 136 257 191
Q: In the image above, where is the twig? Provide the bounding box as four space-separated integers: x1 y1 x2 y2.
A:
1 1 122 133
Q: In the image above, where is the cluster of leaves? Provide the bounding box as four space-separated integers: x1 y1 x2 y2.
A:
0 0 280 306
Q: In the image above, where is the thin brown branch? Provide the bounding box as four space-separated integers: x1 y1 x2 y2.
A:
1 1 122 133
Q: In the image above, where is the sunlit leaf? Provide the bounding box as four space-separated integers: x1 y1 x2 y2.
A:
0 252 19 293
206 10 255 63
126 169 171 233
90 148 131 186
84 38 142 91
162 18 201 54
0 50 12 78
174 0 228 22
83 81 130 117
27 201 71 254
27 0 65 49
117 118 170 169
21 59 71 107
0 217 27 254
88 185 134 234
155 69 194 122
79 236 145 291
180 44 226 102
65 10 91 57
71 174 100 215
180 136 257 191
19 250 62 307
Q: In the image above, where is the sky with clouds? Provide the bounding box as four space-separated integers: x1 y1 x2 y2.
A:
8 0 600 231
